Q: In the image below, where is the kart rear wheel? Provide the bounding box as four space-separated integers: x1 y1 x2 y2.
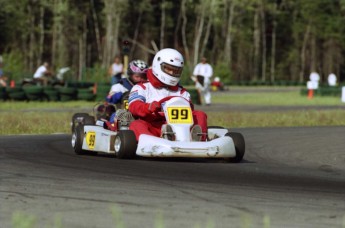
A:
71 113 90 132
114 130 137 159
225 132 245 163
83 115 95 125
72 124 87 155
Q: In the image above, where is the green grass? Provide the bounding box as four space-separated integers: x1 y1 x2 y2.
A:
0 101 95 134
0 101 96 110
0 89 345 135
11 209 275 228
10 209 345 228
207 110 345 128
212 90 345 106
0 112 74 134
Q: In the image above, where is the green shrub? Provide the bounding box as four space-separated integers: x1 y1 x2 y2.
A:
214 61 232 84
180 64 193 86
82 63 108 83
1 51 28 81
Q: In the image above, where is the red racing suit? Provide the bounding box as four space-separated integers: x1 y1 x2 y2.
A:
128 69 208 141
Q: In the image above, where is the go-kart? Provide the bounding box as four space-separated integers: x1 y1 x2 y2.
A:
71 96 245 162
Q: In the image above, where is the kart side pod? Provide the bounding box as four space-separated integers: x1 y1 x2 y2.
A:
81 125 118 153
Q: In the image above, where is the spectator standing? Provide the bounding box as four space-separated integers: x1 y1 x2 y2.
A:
108 56 124 85
33 62 51 86
192 57 213 105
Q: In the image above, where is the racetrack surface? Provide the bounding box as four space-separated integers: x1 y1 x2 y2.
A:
1 126 345 228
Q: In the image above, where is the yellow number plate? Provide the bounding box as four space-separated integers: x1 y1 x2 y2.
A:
86 132 96 149
123 99 129 110
167 107 192 124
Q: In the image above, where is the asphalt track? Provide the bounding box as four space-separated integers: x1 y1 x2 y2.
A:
1 125 345 228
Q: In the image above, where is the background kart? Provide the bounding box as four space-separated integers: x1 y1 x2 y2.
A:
71 97 245 162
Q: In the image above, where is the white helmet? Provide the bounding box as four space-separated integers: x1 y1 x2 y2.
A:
152 48 184 86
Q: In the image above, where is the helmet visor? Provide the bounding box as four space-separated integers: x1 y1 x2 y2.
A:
161 63 183 78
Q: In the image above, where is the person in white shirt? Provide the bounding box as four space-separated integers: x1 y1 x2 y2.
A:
192 57 213 105
33 62 51 86
108 56 124 85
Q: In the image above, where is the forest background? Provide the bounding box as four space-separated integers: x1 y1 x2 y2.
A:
0 0 344 86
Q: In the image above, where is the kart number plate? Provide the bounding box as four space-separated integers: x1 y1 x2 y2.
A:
86 131 96 149
123 99 129 110
167 107 192 124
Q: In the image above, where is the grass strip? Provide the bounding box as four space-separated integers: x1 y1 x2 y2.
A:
1 109 344 135
0 112 74 135
212 91 345 106
207 110 345 128
1 90 344 134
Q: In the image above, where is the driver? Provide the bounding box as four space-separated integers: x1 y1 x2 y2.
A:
106 59 149 105
128 48 208 141
104 59 148 126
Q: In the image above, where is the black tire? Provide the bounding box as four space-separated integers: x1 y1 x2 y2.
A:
44 90 59 101
8 91 27 101
225 132 245 163
58 87 76 95
71 113 90 132
114 130 137 159
72 124 87 155
208 126 225 129
77 93 95 101
83 115 95 125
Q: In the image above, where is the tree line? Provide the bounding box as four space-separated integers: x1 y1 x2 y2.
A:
0 0 344 85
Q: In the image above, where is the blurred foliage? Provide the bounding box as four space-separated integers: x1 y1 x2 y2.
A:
214 62 232 85
1 51 29 81
1 0 345 84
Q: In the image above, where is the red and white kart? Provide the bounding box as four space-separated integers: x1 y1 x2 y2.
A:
71 96 245 162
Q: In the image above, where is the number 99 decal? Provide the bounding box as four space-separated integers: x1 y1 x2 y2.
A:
86 132 96 149
167 107 192 124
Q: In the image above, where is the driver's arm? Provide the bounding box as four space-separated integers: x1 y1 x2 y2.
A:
128 85 159 118
129 100 152 118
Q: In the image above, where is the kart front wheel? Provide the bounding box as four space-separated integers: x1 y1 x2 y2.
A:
72 124 87 155
225 132 245 163
114 130 137 159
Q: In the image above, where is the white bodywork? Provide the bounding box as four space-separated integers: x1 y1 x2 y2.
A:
136 97 236 158
136 134 235 157
81 125 117 153
78 97 237 159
